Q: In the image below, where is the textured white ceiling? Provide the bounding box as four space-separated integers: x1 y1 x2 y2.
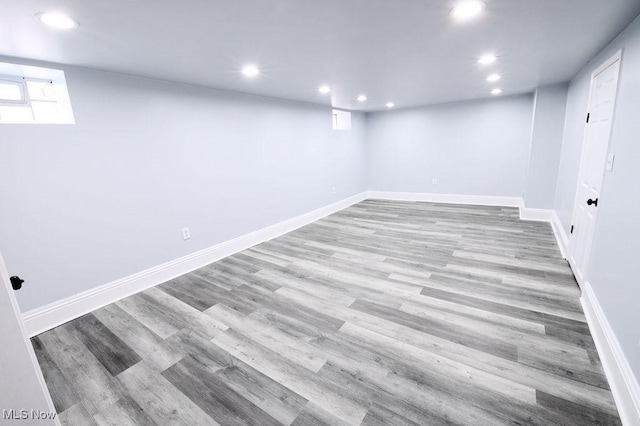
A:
1 0 639 111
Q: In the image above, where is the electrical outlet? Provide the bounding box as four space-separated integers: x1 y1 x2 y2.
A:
181 227 191 240
331 186 336 194
432 178 438 185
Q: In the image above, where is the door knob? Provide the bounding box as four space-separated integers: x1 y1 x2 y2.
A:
10 276 24 291
587 198 599 207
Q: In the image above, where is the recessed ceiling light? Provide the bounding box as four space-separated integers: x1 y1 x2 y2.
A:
318 85 331 94
487 74 501 82
478 54 497 65
357 95 367 102
491 88 503 95
241 65 260 78
385 102 395 109
450 1 486 20
35 12 79 29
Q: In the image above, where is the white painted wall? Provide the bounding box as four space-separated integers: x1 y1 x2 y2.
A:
554 15 640 381
0 59 367 312
524 84 568 209
366 95 534 197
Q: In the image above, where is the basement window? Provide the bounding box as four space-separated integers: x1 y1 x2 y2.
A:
332 109 351 130
0 62 75 124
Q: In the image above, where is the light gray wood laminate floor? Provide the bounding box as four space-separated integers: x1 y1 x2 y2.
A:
32 200 622 425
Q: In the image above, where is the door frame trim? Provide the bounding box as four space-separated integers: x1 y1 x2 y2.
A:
592 49 623 78
0 250 59 424
566 49 623 281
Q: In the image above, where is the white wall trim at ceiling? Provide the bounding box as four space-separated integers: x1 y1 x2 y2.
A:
551 210 569 259
22 191 368 337
367 191 522 207
581 281 640 426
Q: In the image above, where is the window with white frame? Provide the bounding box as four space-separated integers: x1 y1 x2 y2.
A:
332 109 351 130
0 63 75 124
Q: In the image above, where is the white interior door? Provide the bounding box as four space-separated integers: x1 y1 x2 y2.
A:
568 51 621 284
0 251 58 425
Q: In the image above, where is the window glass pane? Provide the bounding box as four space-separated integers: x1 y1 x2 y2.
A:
26 80 57 101
0 82 23 101
31 101 61 122
0 105 33 122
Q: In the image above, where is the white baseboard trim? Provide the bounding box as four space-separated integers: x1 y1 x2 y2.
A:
519 207 554 222
367 191 522 207
368 191 571 259
551 210 569 259
517 200 568 259
22 192 368 337
581 282 640 425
